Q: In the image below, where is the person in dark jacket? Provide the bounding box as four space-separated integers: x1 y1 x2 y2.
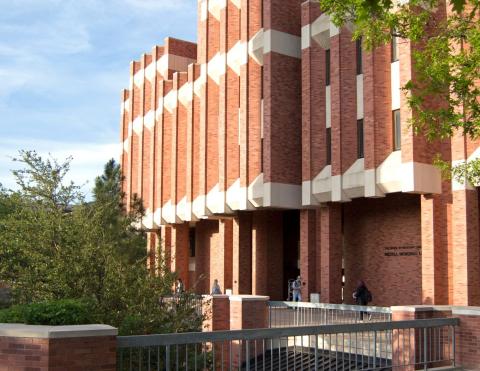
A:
352 280 372 321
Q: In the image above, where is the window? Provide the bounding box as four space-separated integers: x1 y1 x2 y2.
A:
393 109 401 150
325 49 331 86
356 38 363 75
189 228 196 257
326 127 332 165
391 35 399 62
357 119 364 158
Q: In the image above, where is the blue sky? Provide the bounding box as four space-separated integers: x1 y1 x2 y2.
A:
0 0 197 193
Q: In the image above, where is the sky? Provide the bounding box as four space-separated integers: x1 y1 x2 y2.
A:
0 0 197 194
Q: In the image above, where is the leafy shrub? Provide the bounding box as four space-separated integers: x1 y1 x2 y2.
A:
0 299 95 325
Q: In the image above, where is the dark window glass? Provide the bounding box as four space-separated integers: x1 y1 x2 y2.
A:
325 49 331 86
356 38 363 75
391 35 399 62
393 110 401 150
326 127 332 165
357 119 364 158
189 228 196 257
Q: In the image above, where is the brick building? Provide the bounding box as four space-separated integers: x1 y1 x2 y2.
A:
119 0 480 307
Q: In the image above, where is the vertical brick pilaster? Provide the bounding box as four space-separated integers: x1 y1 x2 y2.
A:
451 189 480 306
233 212 253 294
171 223 190 287
300 209 316 300
320 204 342 303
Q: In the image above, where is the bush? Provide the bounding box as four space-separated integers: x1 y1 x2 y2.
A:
0 299 95 325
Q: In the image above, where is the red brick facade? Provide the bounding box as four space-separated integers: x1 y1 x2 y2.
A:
121 0 480 307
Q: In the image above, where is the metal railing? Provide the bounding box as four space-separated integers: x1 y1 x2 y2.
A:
117 317 458 370
268 301 392 328
160 295 205 317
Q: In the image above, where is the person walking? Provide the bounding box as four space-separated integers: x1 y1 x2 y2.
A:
352 280 372 321
211 279 222 295
175 278 185 295
292 276 302 302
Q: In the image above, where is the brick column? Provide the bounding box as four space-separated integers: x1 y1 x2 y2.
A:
320 204 342 303
211 219 233 293
171 223 190 288
252 211 284 300
300 209 317 301
451 189 480 306
0 324 117 370
160 225 172 268
420 193 449 305
229 295 269 368
233 212 252 294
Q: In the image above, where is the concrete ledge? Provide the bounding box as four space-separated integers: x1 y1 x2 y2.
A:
451 306 480 316
0 324 118 339
391 305 435 312
229 295 269 302
202 295 229 299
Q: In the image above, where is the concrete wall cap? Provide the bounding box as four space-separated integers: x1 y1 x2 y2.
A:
229 295 270 302
391 305 435 312
451 307 480 316
0 324 118 339
202 294 229 299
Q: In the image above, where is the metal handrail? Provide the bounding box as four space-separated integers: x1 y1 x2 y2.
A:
117 317 459 348
268 301 392 313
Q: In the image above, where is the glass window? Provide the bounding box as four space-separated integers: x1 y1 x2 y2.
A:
326 127 332 165
325 49 331 86
393 109 401 150
357 119 364 158
356 38 363 75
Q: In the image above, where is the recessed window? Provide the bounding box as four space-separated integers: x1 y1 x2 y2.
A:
189 228 196 258
325 49 331 86
326 127 332 165
357 119 364 158
391 35 399 62
356 38 363 75
393 110 401 150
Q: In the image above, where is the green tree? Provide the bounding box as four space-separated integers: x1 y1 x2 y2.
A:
317 0 480 183
0 151 202 335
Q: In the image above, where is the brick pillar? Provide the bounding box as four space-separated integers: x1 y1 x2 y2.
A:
202 295 230 332
320 204 342 303
453 307 480 368
300 209 317 301
160 225 172 268
451 189 480 306
146 231 156 273
252 211 284 300
229 295 269 368
252 211 268 296
233 212 252 294
421 194 449 305
0 324 117 370
391 306 453 370
171 223 190 288
210 219 233 293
